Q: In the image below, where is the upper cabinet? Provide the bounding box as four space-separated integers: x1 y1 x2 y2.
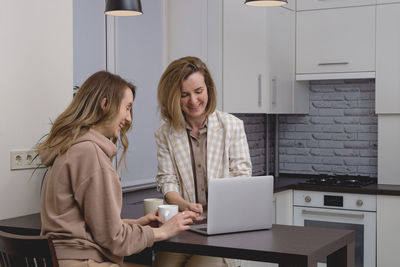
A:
164 0 223 111
377 0 400 3
223 0 308 113
296 4 376 81
376 2 400 113
265 4 308 114
164 0 208 62
222 0 268 113
165 0 307 114
297 0 376 10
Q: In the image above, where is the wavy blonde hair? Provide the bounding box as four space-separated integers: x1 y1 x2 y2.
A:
157 56 217 130
36 71 136 169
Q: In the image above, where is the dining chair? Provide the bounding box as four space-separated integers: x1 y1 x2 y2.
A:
0 230 58 267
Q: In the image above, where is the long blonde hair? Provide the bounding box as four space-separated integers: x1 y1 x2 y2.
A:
36 71 136 169
157 56 217 130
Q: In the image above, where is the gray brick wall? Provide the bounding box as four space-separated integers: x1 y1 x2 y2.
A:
278 79 377 177
233 114 276 176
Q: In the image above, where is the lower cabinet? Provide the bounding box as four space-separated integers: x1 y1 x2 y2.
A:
273 190 293 225
377 195 400 266
243 190 293 267
377 115 400 184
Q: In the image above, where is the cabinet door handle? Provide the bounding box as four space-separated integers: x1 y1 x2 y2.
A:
271 76 277 106
258 74 262 107
302 209 365 219
318 62 349 66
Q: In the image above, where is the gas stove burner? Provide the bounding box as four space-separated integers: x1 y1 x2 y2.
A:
300 175 376 188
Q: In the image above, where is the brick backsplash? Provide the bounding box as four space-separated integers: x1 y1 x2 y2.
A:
233 114 275 176
278 79 377 177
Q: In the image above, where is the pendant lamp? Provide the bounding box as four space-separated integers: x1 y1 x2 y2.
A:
245 0 288 6
105 0 143 16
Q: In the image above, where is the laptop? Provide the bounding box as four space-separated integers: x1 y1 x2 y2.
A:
190 175 274 235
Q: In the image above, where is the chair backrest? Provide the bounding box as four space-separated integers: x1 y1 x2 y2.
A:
0 230 58 267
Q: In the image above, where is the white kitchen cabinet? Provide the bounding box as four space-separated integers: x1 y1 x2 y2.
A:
223 0 268 113
377 0 400 3
377 115 400 184
376 2 400 113
165 0 307 114
284 0 295 10
296 6 376 80
297 0 376 10
164 0 223 110
274 189 293 225
266 5 308 114
377 195 400 266
223 0 308 113
164 0 207 63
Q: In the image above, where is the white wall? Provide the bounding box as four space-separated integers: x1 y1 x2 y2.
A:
73 0 106 86
0 1 73 219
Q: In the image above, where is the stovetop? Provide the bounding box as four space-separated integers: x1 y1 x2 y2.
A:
298 175 377 188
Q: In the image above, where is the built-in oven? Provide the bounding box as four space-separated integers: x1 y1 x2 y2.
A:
293 190 376 267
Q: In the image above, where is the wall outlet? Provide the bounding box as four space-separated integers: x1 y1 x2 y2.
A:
10 150 45 170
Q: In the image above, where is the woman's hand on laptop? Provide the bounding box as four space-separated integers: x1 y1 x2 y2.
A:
186 203 205 222
153 210 198 241
186 202 203 214
163 192 204 222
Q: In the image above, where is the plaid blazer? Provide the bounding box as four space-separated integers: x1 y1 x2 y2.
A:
155 110 252 266
155 110 252 204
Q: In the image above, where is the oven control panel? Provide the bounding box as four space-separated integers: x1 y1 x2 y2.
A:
293 190 376 211
324 195 343 207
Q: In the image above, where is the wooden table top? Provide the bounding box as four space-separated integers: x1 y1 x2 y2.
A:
155 224 354 266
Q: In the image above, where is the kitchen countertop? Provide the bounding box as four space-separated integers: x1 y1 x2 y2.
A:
274 174 400 196
121 174 400 197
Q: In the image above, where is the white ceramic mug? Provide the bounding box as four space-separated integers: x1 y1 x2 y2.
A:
143 198 164 215
158 204 179 223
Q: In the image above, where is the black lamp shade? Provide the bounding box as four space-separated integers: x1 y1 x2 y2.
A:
245 0 288 6
105 0 143 16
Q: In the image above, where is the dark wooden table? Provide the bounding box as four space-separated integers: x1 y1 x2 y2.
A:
156 224 355 267
0 213 354 267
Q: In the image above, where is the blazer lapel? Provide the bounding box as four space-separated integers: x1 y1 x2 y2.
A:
170 127 196 203
207 112 225 180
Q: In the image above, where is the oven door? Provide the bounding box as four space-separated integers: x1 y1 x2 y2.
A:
294 206 376 267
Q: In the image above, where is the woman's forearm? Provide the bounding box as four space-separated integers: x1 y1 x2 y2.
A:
164 191 190 211
165 191 203 215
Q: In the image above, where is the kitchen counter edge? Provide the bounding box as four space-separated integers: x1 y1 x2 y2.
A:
275 176 400 196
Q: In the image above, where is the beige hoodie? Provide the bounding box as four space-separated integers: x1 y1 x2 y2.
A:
40 129 154 266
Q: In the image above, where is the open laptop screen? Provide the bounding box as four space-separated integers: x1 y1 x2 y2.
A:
190 175 274 235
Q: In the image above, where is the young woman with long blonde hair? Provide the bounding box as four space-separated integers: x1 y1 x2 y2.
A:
37 71 197 267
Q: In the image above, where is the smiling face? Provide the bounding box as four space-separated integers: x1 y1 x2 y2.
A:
96 87 134 139
180 71 208 125
111 87 134 138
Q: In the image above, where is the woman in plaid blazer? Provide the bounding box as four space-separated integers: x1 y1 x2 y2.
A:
153 56 252 267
